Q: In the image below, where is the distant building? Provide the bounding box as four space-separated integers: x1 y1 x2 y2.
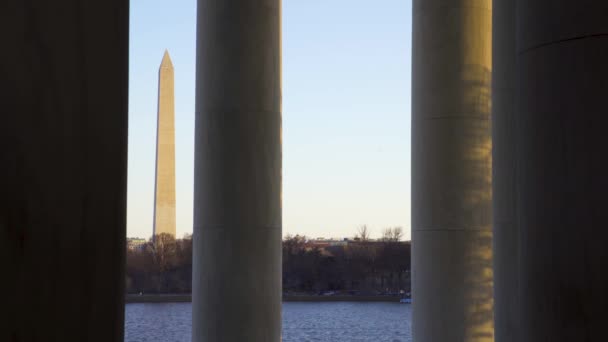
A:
304 237 409 250
306 237 352 249
127 238 147 251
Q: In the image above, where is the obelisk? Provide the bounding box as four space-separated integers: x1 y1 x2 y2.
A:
153 50 176 237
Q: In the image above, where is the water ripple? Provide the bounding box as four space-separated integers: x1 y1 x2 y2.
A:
125 302 412 342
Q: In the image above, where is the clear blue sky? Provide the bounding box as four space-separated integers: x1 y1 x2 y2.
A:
127 0 412 240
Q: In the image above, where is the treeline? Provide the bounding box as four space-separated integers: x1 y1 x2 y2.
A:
126 227 411 295
283 227 411 295
126 233 192 294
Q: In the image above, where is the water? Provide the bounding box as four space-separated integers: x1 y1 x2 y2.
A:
125 302 412 342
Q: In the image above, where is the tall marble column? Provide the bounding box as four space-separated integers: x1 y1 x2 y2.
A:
492 0 519 341
0 1 129 341
192 0 282 341
412 1 494 341
516 2 608 341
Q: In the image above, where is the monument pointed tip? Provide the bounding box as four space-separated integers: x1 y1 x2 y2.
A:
160 49 173 68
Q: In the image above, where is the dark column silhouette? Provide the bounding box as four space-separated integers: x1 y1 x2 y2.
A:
515 2 608 341
492 0 519 341
0 1 129 341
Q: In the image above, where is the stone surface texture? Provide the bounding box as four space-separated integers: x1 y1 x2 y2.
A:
412 0 494 341
153 50 177 237
516 1 608 341
192 0 282 341
0 1 129 341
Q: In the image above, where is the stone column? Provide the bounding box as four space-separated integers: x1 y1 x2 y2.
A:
192 0 282 341
412 1 494 341
0 1 129 341
492 1 518 341
516 2 608 341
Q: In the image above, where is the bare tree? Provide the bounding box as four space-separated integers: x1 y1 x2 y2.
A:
381 227 404 242
148 233 177 293
391 227 404 241
356 225 371 242
381 227 393 242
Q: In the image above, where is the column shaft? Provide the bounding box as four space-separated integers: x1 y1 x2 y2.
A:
492 0 519 341
192 0 282 341
412 1 494 341
516 2 608 341
0 1 129 341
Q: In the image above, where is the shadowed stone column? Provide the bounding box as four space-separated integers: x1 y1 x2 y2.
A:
0 1 129 341
192 0 282 341
492 0 519 341
412 1 494 341
516 2 608 341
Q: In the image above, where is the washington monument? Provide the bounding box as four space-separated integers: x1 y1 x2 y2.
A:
153 50 176 237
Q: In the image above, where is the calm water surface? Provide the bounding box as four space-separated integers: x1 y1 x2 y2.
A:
125 302 412 342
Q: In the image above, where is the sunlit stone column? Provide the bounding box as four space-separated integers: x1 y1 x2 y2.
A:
492 1 518 341
0 1 129 341
192 0 282 341
412 1 494 341
516 2 608 341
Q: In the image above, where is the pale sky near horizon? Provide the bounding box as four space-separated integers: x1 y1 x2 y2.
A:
127 0 412 240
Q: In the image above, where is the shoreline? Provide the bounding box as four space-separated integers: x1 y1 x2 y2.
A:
125 294 402 303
